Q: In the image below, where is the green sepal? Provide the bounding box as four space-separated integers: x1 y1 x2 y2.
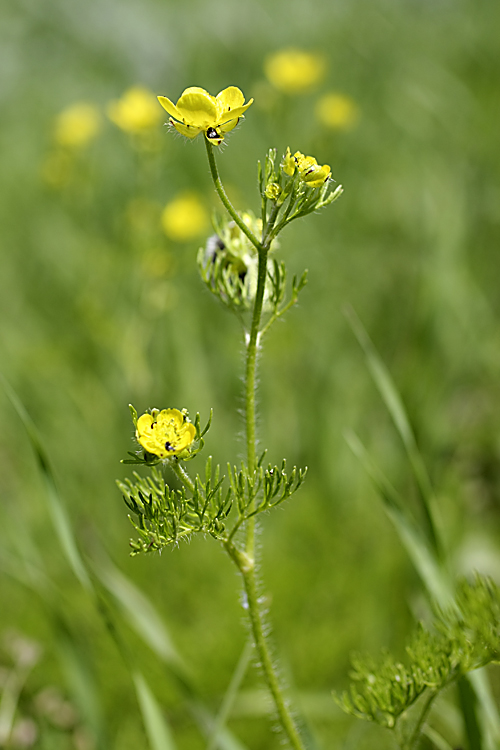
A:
128 403 138 428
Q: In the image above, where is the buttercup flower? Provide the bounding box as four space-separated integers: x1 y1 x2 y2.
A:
136 408 196 458
315 92 359 130
54 103 101 148
282 149 331 188
107 87 161 134
157 86 253 145
264 49 326 94
161 192 209 242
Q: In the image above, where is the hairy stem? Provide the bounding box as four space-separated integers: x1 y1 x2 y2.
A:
224 542 306 750
207 143 306 750
170 460 195 493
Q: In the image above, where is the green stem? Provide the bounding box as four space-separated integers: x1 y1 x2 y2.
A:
206 142 306 750
405 689 438 750
170 460 195 493
224 542 306 750
262 201 282 248
244 245 269 558
205 139 261 252
260 294 298 339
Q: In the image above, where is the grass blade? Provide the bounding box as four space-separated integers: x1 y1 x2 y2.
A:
344 306 442 560
95 560 185 671
133 672 177 750
206 640 253 750
95 558 250 750
0 373 91 591
345 429 453 607
56 622 107 749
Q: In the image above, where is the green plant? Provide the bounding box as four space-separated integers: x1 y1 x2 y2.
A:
118 85 342 750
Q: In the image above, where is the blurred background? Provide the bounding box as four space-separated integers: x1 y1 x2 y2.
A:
1 0 500 747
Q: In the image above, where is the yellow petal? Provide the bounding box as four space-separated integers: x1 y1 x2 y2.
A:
302 164 331 187
157 95 182 120
218 117 240 134
294 152 317 172
136 413 154 435
176 88 217 128
177 422 196 451
216 100 253 125
157 408 184 431
180 86 216 100
215 87 246 122
170 119 202 139
282 147 295 176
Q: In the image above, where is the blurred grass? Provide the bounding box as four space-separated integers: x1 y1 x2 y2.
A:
1 0 500 747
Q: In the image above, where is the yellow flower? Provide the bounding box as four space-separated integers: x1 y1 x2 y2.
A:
264 49 326 94
161 192 209 242
136 408 196 458
315 93 359 130
107 87 161 133
282 149 331 188
157 86 253 145
294 151 331 187
54 103 101 148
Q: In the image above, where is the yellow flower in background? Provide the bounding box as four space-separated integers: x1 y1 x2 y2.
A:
158 86 253 145
284 150 331 188
107 87 161 133
161 192 209 242
136 408 196 458
315 92 359 130
264 49 326 93
54 103 101 148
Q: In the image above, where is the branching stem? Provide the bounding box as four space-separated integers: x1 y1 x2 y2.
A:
207 143 306 750
205 139 261 252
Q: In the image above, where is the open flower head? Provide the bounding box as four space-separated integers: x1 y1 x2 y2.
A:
161 192 209 242
265 49 326 94
136 408 196 458
315 92 359 130
158 86 253 145
108 87 161 134
282 148 331 188
54 103 101 148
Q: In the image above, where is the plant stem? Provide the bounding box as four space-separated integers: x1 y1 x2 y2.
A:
405 689 438 750
224 541 306 750
205 139 261 252
206 143 306 750
170 460 195 493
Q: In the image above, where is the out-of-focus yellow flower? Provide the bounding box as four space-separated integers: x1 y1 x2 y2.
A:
264 49 326 94
107 87 161 133
315 92 359 130
54 103 101 148
158 86 253 145
283 149 331 188
136 408 196 458
161 192 209 242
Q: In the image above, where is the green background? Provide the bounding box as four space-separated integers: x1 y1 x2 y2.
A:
1 0 500 747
